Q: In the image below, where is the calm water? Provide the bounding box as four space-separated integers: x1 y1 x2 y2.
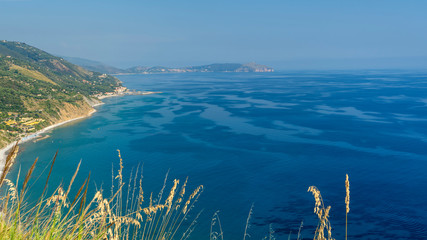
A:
9 71 427 239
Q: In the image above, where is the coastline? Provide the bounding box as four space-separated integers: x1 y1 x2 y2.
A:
0 109 96 176
0 91 160 176
97 91 161 99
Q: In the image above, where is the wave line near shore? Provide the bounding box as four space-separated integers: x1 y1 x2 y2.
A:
0 109 96 176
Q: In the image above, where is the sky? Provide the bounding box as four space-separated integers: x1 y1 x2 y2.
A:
1 0 427 70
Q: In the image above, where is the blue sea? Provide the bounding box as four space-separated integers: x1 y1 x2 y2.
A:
9 71 427 239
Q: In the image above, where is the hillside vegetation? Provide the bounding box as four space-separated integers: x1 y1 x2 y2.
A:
0 40 122 147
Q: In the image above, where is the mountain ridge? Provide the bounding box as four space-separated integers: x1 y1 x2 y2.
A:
64 57 274 74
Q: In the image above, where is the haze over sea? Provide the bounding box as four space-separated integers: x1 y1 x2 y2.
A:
9 72 427 239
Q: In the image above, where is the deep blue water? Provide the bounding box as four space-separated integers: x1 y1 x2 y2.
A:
9 71 427 239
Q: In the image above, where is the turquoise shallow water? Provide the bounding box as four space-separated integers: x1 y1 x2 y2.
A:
9 71 427 239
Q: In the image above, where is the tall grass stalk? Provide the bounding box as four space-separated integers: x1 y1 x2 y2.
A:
210 211 224 240
345 174 350 240
1 144 352 240
0 148 202 240
243 203 254 240
307 186 334 240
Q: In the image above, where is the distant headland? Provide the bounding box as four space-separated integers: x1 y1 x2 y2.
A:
119 63 274 74
64 57 274 75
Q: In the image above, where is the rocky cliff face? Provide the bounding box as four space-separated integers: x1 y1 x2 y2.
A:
53 100 95 124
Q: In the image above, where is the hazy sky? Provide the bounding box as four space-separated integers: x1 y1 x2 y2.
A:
1 0 427 69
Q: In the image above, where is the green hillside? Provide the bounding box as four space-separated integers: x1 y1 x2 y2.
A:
0 40 122 147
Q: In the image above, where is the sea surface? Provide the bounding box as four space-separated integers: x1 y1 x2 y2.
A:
9 71 427 239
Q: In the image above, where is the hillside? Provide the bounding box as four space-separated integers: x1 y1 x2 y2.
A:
0 40 122 148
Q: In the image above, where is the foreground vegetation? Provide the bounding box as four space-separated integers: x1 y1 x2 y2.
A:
0 144 350 239
0 145 203 240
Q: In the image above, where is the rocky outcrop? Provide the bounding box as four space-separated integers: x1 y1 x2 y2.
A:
83 96 103 107
55 100 94 124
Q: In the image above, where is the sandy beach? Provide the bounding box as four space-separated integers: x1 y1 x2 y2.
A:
0 109 96 176
0 92 159 176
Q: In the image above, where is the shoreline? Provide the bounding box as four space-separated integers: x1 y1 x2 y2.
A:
0 109 96 175
97 91 161 100
0 91 160 176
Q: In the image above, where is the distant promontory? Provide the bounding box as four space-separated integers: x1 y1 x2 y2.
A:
122 63 274 74
64 58 274 75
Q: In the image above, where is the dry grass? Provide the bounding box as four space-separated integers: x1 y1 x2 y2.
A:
345 174 350 240
307 186 334 240
0 147 203 240
10 64 57 85
209 176 350 240
305 175 351 240
0 145 351 240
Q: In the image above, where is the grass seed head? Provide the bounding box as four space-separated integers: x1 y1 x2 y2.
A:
345 174 350 214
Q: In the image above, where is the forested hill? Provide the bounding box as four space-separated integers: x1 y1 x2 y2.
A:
0 40 122 147
0 41 121 97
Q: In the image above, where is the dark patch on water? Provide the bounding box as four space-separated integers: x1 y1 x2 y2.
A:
9 71 427 239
